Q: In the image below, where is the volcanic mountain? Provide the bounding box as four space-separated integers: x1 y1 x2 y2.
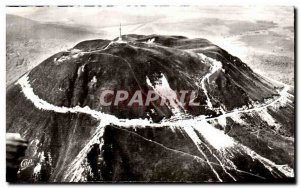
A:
6 34 294 182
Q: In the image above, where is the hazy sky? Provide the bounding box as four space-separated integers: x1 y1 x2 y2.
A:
6 6 293 29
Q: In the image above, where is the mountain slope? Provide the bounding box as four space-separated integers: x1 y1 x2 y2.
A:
6 34 294 182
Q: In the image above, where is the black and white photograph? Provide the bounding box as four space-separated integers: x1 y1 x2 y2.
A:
5 4 295 183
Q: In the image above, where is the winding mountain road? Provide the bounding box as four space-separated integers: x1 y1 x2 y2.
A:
15 43 294 181
17 48 292 128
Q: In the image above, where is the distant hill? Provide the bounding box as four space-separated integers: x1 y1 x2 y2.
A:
6 14 98 86
6 14 95 41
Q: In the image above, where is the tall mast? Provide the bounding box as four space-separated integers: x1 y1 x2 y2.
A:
119 23 122 40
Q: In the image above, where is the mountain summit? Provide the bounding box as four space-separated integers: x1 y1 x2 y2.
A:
7 34 294 182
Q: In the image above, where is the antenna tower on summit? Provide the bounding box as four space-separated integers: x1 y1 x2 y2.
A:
119 23 122 41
